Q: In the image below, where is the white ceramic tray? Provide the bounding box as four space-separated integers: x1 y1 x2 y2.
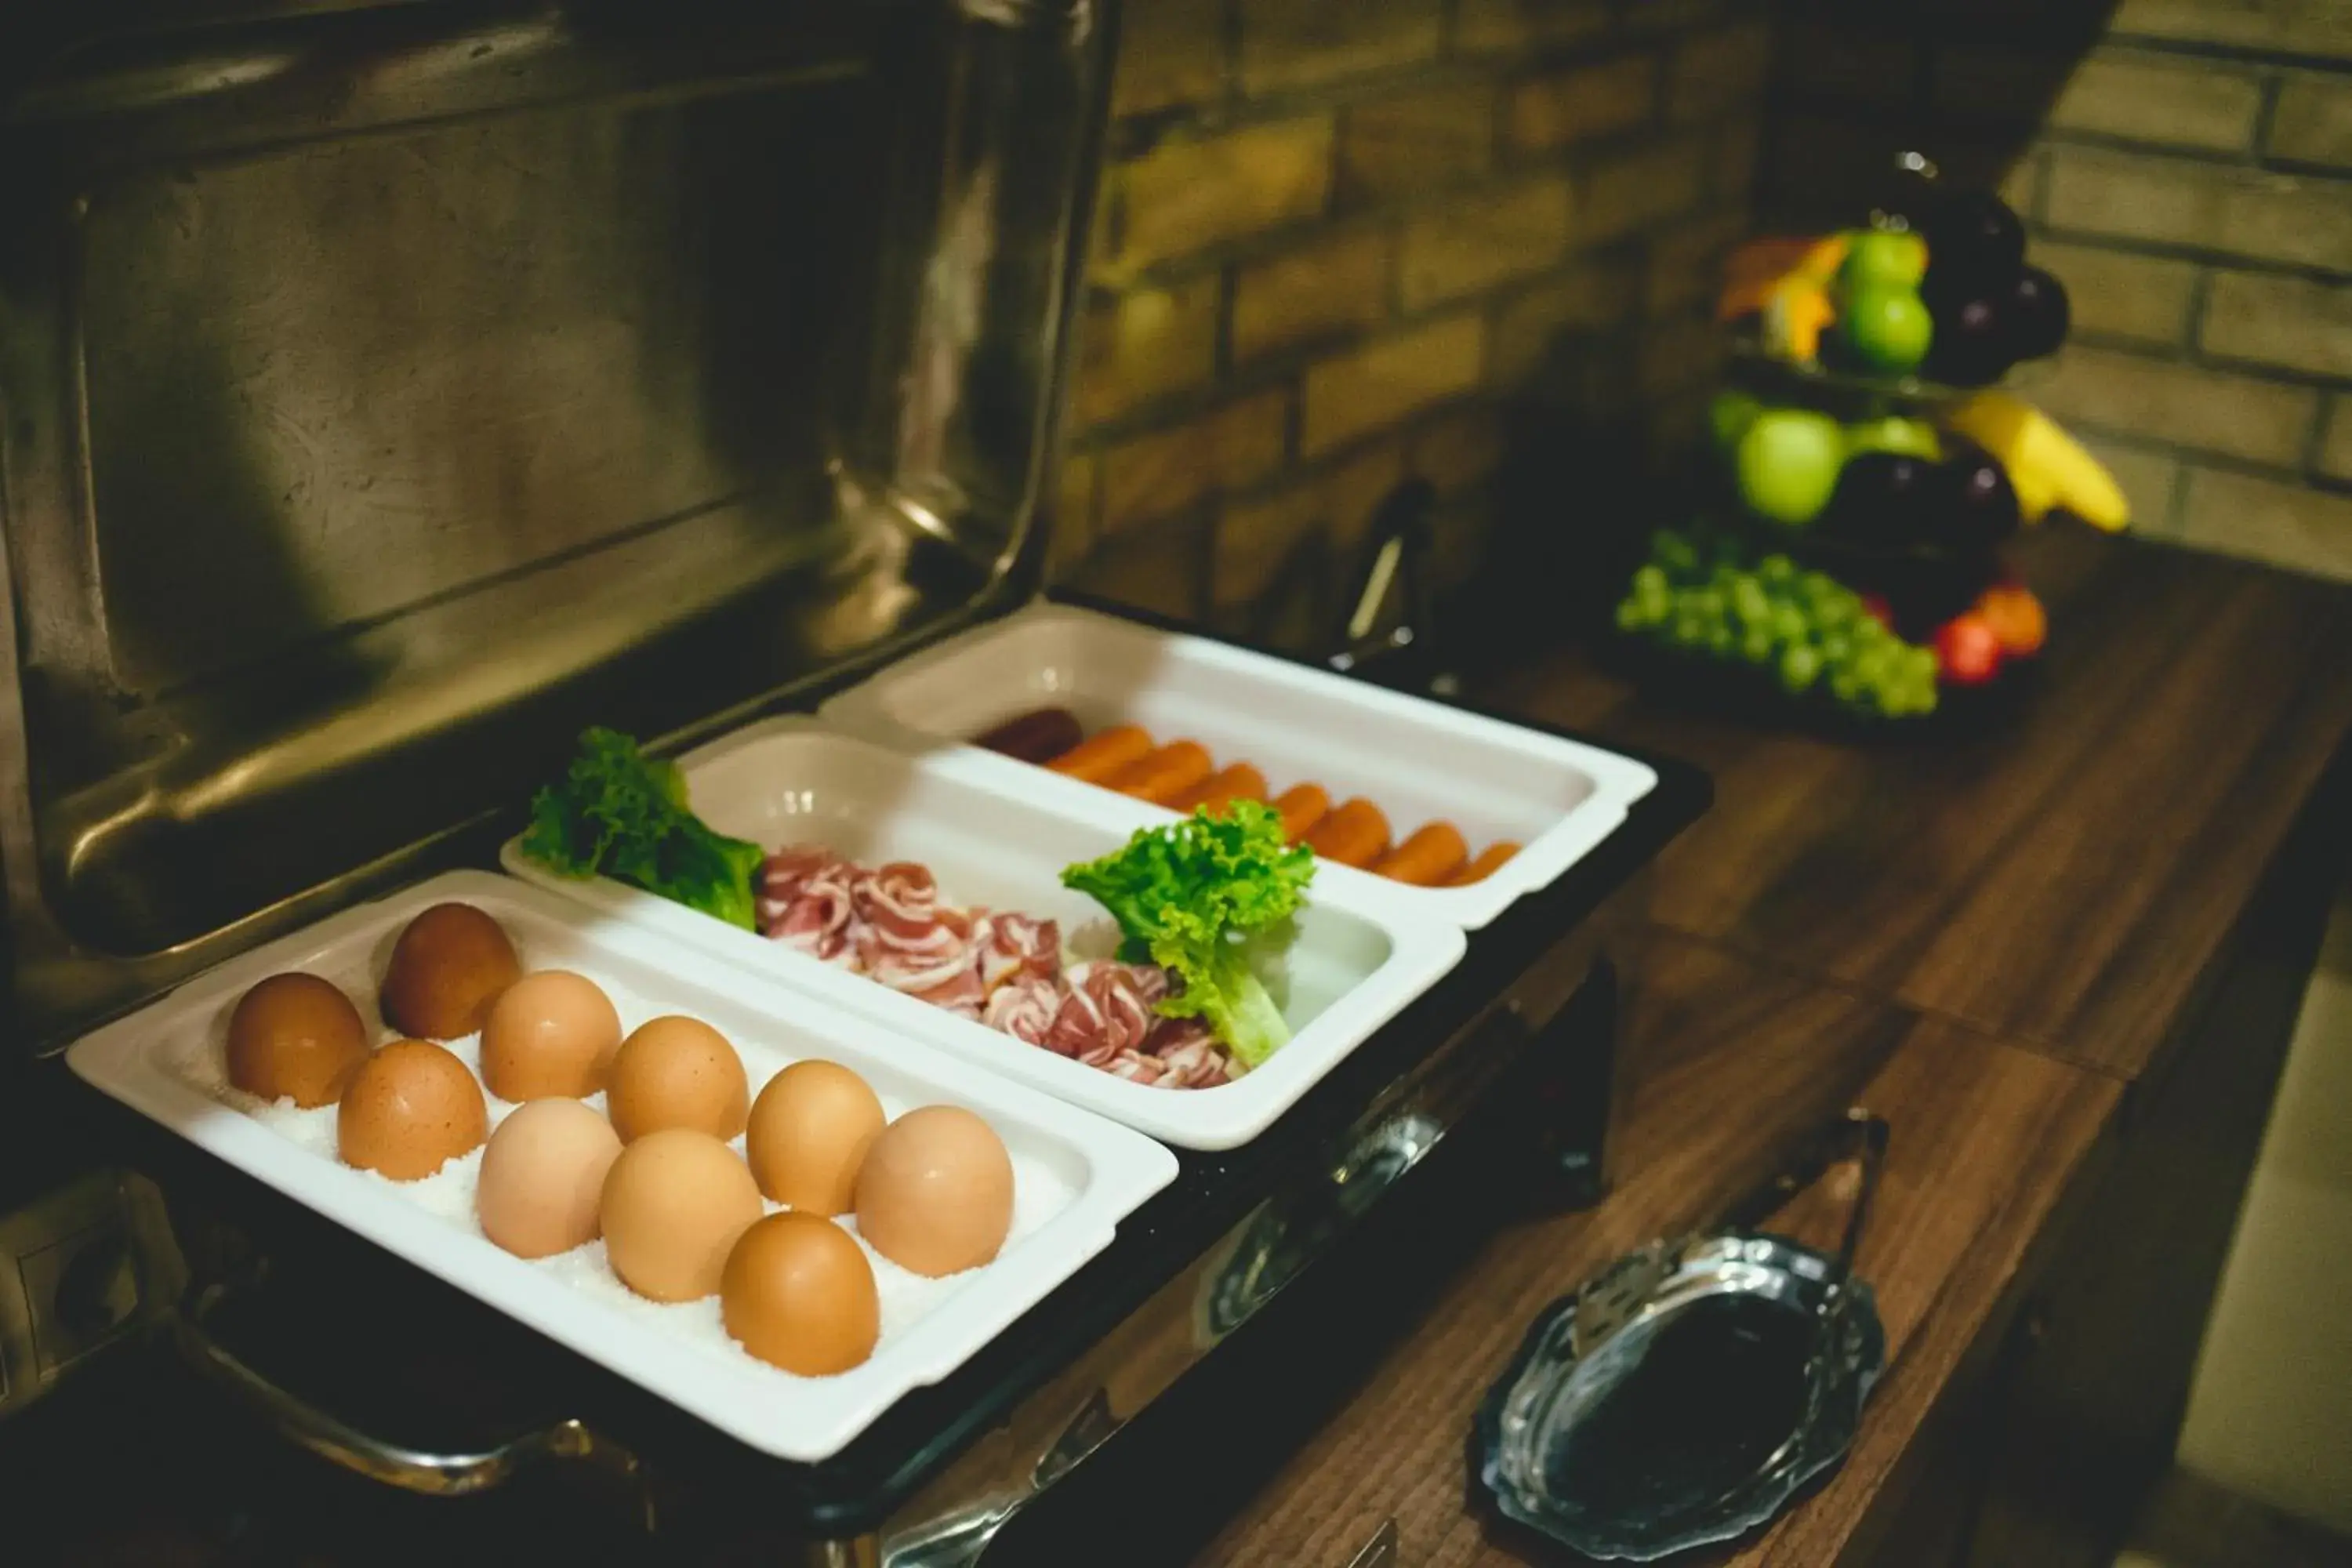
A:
500 720 1466 1151
817 602 1660 930
66 872 1178 1465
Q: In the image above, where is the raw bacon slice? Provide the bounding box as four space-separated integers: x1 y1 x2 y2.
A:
1149 1020 1234 1088
760 847 858 964
851 862 971 965
1103 1049 1169 1086
982 976 1061 1047
978 913 1061 992
895 955 986 1018
750 843 1240 1090
1051 960 1161 1064
1043 980 1107 1061
757 846 851 924
1088 962 1166 1056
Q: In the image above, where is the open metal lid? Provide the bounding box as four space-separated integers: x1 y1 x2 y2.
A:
0 0 1111 1051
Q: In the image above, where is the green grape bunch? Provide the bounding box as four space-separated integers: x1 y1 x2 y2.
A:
1614 528 1940 719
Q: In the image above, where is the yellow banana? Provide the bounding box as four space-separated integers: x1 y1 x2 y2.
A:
1798 233 1853 284
1944 393 2129 531
1762 280 1835 365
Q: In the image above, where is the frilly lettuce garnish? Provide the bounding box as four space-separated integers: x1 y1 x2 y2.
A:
521 728 763 931
1061 800 1316 1069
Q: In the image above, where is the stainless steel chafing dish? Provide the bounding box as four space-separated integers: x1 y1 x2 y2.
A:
0 4 1706 1561
2 0 1088 1051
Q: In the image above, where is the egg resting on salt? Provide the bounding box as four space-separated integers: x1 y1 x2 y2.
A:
480 971 622 1102
606 1016 750 1143
600 1129 763 1302
338 1039 488 1181
721 1212 880 1376
379 903 521 1040
746 1060 886 1217
852 1105 1014 1279
475 1098 623 1258
226 972 370 1108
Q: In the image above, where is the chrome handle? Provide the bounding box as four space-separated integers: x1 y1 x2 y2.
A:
1824 1108 1889 1301
176 1277 643 1501
1346 1518 1398 1568
1327 478 1440 689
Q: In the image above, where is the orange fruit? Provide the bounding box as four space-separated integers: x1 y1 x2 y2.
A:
1976 586 2047 656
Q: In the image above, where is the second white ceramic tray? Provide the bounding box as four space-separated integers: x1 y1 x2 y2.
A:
502 720 1467 1150
67 871 1178 1465
818 601 1660 930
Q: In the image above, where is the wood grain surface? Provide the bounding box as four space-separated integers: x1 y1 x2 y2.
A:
1475 528 2352 1081
1189 532 2352 1566
1192 931 2122 1567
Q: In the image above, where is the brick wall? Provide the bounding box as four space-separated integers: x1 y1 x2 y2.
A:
1052 0 1777 648
1765 0 2352 583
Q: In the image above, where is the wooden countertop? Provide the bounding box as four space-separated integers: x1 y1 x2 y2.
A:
1196 528 2352 1567
1198 934 2121 1568
1483 526 2352 1083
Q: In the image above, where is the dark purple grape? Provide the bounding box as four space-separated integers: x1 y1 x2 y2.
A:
1922 191 2027 281
2004 267 2071 360
1926 296 2011 387
1919 258 1971 314
1821 452 1939 538
1944 456 2022 544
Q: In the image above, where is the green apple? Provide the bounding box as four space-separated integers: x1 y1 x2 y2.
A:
1840 285 1935 375
1842 229 1929 292
1735 409 1846 527
1710 389 1763 455
1844 416 1942 462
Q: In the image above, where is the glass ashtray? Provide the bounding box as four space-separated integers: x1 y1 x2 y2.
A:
1475 1114 1889 1560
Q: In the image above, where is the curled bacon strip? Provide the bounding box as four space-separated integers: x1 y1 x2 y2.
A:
1149 1020 1232 1089
978 912 1062 992
982 976 1062 1047
761 849 858 965
753 845 1241 1091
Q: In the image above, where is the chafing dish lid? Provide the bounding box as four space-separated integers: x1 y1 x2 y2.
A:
0 0 1106 1048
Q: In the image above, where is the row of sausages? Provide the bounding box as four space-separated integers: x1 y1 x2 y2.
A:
973 708 1519 888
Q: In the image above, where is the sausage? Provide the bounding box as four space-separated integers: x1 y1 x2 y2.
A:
1448 841 1522 886
1174 763 1269 816
1111 741 1215 806
1370 822 1468 887
1047 724 1154 783
1273 784 1330 842
974 706 1083 764
1304 797 1390 868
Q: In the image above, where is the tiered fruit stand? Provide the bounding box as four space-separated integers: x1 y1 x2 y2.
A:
1611 162 2128 726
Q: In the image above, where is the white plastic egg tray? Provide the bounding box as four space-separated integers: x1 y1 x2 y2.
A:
66 871 1178 1464
500 719 1468 1151
818 602 1661 931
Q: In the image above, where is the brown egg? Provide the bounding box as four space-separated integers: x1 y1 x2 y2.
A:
225 972 371 1108
853 1106 1014 1279
380 902 522 1040
606 1016 750 1144
746 1061 887 1217
721 1214 880 1376
479 971 622 1102
475 1099 623 1259
338 1040 488 1181
600 1130 764 1302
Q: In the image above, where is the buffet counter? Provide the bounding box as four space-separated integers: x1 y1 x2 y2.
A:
1182 524 2352 1568
6 527 2348 1568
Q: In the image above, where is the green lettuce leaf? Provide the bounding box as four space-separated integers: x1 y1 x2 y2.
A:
520 728 763 931
1061 800 1316 1069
